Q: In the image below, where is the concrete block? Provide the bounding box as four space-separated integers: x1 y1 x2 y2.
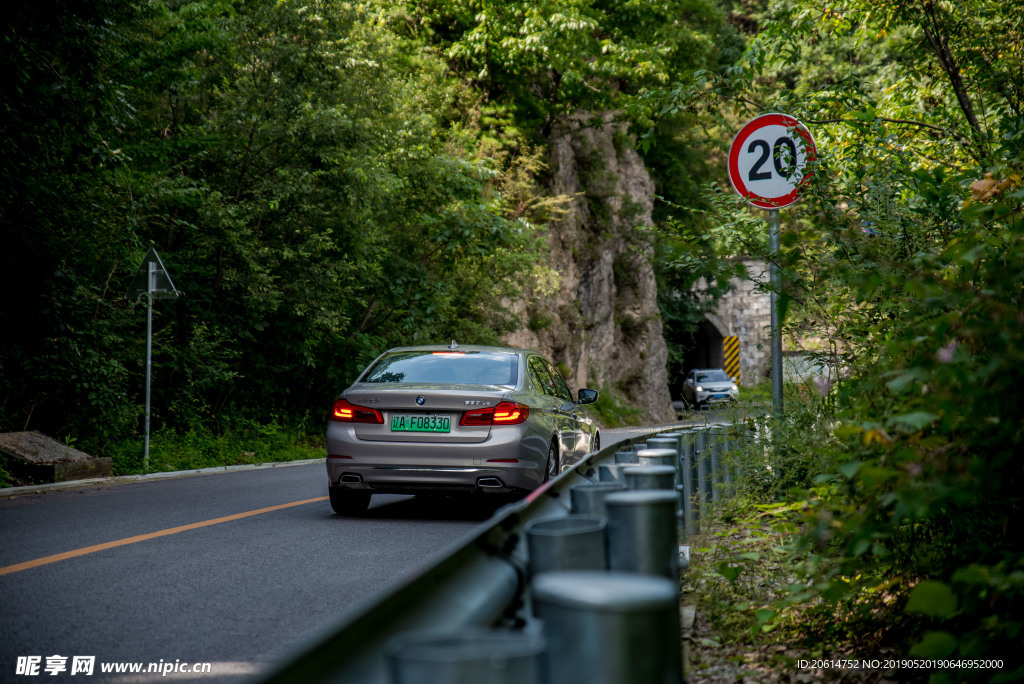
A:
0 431 112 484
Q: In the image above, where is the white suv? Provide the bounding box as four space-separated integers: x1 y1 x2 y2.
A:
681 369 738 408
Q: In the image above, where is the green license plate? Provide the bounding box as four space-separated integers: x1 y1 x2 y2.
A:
390 414 451 433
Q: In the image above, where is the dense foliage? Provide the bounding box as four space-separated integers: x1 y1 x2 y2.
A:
653 0 1024 674
0 0 556 457
1 0 732 466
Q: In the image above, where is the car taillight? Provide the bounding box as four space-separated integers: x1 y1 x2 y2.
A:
330 398 383 424
460 406 494 426
460 401 530 426
493 401 529 424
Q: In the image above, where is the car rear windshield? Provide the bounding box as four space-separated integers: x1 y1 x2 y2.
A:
362 351 519 387
696 371 731 383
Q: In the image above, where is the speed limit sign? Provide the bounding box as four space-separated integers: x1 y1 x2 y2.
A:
728 113 816 209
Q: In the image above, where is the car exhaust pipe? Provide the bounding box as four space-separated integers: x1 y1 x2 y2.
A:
477 477 505 488
340 474 363 484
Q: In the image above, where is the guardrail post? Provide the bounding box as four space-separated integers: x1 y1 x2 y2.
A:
387 629 546 684
692 426 713 520
636 447 677 471
605 490 679 578
570 482 627 518
678 429 698 536
598 463 631 483
614 450 638 464
624 465 675 491
735 420 756 490
532 572 682 684
526 517 607 576
719 425 736 497
655 432 685 498
655 432 684 457
641 437 675 454
709 425 726 503
636 444 685 546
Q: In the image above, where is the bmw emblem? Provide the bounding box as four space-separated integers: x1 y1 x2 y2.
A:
416 396 425 406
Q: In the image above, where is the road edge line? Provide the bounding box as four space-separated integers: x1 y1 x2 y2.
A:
0 458 326 499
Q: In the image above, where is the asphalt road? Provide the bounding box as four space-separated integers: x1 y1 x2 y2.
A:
0 462 507 683
0 424 697 683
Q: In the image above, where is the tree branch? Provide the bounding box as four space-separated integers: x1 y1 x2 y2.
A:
234 119 260 202
805 116 976 161
918 0 988 163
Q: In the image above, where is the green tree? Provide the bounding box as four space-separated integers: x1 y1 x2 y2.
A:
647 0 1024 668
1 0 550 457
1 0 150 442
391 0 729 136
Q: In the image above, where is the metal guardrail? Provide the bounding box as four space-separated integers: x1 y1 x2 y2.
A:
259 422 746 684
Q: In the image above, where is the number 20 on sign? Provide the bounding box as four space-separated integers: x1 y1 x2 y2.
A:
728 113 817 209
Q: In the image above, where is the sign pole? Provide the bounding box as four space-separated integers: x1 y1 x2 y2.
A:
126 249 180 471
769 209 783 415
144 286 153 469
145 262 156 471
727 113 816 418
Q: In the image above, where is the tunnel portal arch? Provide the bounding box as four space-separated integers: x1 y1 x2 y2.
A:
668 259 772 398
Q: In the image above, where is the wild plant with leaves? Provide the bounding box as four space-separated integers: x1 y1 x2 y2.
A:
650 0 1024 674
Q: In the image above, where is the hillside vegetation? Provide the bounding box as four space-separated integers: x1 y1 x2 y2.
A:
3 1 1023 673
0 0 729 465
659 0 1024 677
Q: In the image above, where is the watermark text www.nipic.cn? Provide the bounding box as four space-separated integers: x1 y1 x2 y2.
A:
16 656 214 677
798 659 1005 671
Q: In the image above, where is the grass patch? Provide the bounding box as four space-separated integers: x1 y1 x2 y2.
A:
585 385 646 427
743 378 826 407
682 416 917 683
685 499 911 683
737 378 772 404
107 418 324 475
676 379 810 424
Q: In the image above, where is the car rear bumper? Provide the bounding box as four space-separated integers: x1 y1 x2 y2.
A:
328 465 527 495
695 391 737 404
325 422 544 494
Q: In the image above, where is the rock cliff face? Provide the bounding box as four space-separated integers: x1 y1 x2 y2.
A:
503 115 674 424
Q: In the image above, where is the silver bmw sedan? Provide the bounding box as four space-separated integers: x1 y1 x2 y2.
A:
325 343 600 515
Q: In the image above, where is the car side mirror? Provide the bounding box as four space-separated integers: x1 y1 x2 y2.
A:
577 388 598 405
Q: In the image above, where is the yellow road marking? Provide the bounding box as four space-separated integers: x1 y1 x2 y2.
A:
0 496 329 577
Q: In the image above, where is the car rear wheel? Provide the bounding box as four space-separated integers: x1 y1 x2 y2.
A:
329 488 371 516
544 441 559 482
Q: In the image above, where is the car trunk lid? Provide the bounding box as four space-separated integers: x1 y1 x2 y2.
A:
344 386 509 443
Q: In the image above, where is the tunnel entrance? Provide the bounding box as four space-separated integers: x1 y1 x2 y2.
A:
668 317 727 399
685 318 725 371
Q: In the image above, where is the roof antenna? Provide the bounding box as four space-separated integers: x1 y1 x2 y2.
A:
448 340 459 350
